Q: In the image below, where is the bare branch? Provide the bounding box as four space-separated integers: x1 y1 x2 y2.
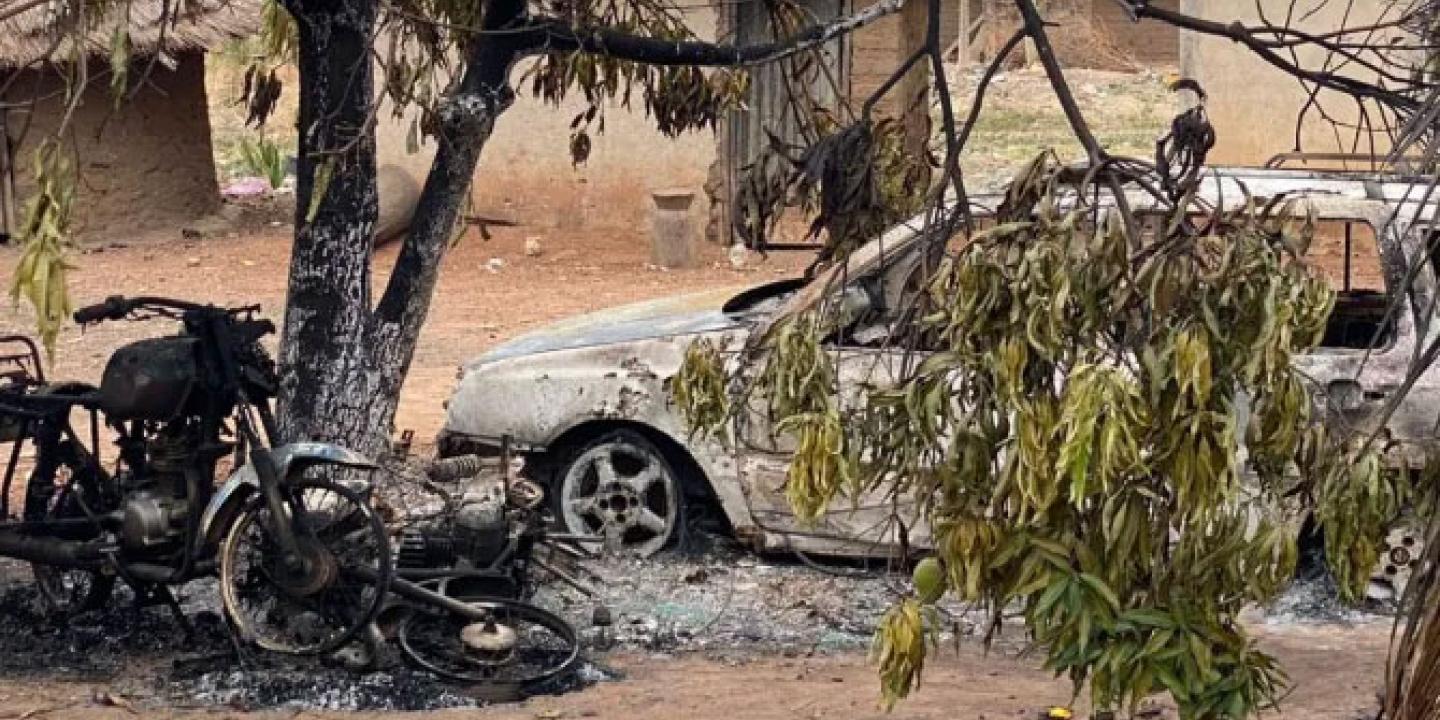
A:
1014 0 1105 162
534 0 905 67
1113 0 1424 111
0 0 49 25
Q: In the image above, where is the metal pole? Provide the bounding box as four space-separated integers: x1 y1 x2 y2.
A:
1345 222 1354 292
0 108 13 241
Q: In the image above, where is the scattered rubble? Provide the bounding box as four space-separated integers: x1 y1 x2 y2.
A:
537 541 974 657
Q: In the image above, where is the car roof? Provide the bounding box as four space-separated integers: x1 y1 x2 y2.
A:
855 166 1439 273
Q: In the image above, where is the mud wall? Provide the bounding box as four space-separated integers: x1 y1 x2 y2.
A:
374 7 721 233
2 51 221 239
1091 0 1179 66
1179 0 1406 166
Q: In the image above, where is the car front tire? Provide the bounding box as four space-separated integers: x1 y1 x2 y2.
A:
550 429 682 557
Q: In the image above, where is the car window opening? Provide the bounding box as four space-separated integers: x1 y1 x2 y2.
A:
807 192 1409 358
1311 220 1393 350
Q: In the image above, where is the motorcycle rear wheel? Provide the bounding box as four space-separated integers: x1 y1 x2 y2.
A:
25 446 114 615
397 594 581 695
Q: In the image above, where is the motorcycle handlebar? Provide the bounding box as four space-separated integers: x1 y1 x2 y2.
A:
72 295 129 324
72 296 258 325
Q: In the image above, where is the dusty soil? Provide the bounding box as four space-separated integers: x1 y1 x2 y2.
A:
942 66 1178 192
0 621 1391 720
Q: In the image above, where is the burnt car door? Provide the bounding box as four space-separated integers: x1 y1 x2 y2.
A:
732 231 940 556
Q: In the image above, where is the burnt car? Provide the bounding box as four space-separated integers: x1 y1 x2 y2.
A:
439 167 1437 597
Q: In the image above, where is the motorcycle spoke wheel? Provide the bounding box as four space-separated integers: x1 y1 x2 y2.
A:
219 479 392 655
28 465 113 614
398 596 580 692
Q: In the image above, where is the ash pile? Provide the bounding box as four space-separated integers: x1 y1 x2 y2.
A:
544 549 921 655
0 560 487 711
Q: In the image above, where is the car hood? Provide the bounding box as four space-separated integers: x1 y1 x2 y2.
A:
470 287 748 366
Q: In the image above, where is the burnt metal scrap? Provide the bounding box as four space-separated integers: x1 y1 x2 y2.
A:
369 446 597 693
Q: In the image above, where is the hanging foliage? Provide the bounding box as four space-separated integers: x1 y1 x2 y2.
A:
676 155 1407 719
671 336 730 440
9 141 77 355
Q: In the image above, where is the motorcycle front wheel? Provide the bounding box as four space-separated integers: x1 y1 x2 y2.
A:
218 478 393 655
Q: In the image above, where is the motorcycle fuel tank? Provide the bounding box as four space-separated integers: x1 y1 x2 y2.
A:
99 336 201 421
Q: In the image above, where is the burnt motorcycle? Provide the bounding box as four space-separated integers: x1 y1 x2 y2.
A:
376 452 592 691
0 295 393 655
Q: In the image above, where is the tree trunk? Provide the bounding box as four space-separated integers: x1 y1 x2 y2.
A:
277 0 385 456
277 0 525 460
367 0 528 441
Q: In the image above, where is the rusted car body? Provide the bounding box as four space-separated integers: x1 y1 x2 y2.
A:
440 167 1439 591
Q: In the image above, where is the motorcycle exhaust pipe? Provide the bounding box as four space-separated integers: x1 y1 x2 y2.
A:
0 530 106 569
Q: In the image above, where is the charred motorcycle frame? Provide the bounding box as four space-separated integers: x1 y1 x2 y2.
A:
0 296 394 655
0 301 584 692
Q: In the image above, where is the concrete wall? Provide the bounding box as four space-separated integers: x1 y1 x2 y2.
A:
1180 0 1408 165
375 7 720 232
2 51 221 239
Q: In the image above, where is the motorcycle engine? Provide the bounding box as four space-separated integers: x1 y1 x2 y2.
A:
120 489 188 549
397 474 510 570
117 427 195 551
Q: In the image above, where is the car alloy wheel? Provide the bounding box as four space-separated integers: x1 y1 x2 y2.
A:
557 431 679 557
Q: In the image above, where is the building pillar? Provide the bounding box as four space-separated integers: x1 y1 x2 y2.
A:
898 0 931 158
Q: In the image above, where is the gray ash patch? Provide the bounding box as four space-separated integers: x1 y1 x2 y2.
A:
166 662 480 712
539 543 976 656
1257 576 1387 626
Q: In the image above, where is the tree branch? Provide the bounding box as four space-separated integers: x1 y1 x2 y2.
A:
1110 0 1422 111
0 0 49 25
955 29 1026 152
533 0 905 67
1014 0 1105 163
374 0 527 328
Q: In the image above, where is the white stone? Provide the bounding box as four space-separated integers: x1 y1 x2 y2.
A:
727 243 749 270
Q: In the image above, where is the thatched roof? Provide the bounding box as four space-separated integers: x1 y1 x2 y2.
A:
0 0 259 69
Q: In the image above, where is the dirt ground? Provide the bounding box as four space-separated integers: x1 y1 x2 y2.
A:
943 66 1177 192
0 622 1391 720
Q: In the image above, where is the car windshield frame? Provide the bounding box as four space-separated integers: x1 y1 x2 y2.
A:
757 169 1440 350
